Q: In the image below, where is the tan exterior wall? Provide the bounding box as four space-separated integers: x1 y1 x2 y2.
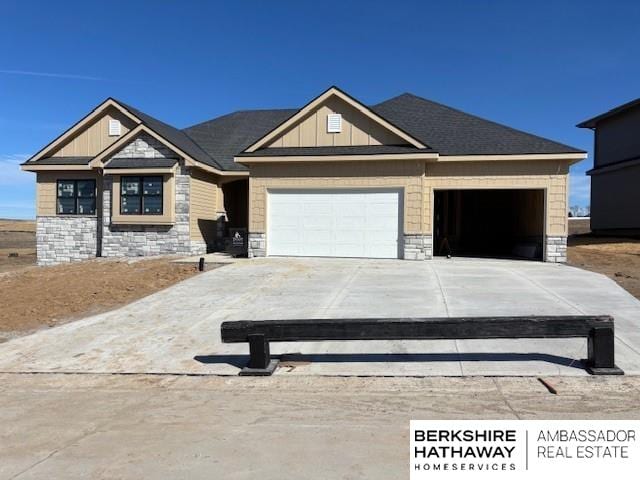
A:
51 106 136 157
249 161 425 234
36 170 100 216
249 159 570 238
189 169 220 242
425 160 569 237
266 97 407 149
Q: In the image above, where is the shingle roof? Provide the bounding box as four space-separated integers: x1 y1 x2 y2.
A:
183 109 296 171
113 99 223 170
371 93 584 156
238 145 428 157
577 97 640 128
184 92 583 168
104 158 178 169
26 91 584 171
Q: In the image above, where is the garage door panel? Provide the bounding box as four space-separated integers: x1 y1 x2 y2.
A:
302 215 333 229
267 189 401 259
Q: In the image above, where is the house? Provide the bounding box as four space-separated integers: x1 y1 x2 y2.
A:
22 86 585 265
577 98 640 235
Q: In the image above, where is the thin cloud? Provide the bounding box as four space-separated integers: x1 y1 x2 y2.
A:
0 154 33 186
0 69 104 81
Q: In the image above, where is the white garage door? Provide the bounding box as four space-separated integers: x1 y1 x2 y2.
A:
267 189 401 259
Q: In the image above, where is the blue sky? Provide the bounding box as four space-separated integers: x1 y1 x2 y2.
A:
1 0 638 218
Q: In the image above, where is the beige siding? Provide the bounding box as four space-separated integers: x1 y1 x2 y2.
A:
424 161 570 236
249 159 570 238
267 96 407 148
36 171 100 216
249 161 425 234
189 169 220 242
51 107 136 157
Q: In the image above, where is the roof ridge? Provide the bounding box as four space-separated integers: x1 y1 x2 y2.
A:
183 107 298 132
377 92 582 152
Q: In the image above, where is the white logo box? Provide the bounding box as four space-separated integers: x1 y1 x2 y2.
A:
410 420 640 479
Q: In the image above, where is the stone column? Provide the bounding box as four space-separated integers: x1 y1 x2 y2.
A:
403 234 433 260
248 233 266 258
545 236 567 263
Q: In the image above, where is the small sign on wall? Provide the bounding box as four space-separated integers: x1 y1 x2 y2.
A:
227 228 248 257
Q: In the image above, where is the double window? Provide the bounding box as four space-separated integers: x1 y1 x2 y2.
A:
57 179 96 215
120 176 163 215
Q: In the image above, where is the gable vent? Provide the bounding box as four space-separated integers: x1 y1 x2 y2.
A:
327 113 342 133
108 119 121 136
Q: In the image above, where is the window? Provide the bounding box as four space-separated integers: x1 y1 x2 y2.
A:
120 176 163 215
57 180 96 215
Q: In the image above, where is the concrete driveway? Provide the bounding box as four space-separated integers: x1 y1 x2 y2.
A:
0 257 639 376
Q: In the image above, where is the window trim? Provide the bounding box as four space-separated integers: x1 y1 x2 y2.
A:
119 176 163 216
56 179 96 216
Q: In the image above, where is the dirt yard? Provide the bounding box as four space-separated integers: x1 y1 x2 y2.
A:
0 219 201 340
568 235 640 300
0 258 200 340
0 219 36 272
565 217 640 300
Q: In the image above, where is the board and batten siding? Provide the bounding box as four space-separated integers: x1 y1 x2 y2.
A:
266 97 407 149
51 107 137 158
36 171 101 216
189 169 220 242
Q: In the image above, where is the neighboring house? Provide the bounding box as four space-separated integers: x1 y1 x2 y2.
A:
22 86 585 265
577 98 640 235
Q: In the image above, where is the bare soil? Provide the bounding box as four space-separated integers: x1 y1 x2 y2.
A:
0 258 200 339
0 219 36 273
567 217 591 236
568 235 640 300
0 219 201 338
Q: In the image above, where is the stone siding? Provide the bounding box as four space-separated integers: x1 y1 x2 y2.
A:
36 216 98 266
545 236 567 263
248 233 266 258
102 165 203 257
111 132 176 159
403 234 432 260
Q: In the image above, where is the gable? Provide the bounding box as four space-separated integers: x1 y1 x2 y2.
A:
50 106 137 158
244 87 426 153
108 132 179 161
266 95 410 149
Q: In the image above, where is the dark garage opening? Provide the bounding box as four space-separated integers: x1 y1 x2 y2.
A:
434 189 544 261
223 179 249 229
